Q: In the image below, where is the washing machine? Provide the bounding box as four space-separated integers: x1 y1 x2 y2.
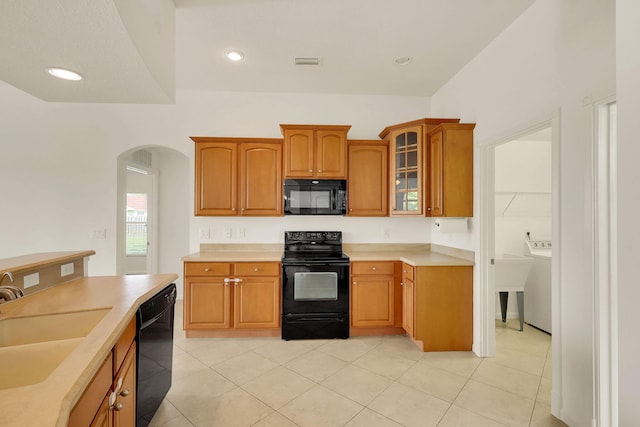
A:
524 239 552 334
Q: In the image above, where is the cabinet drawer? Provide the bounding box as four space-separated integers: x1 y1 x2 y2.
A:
351 261 395 276
235 262 280 276
185 262 232 276
113 316 136 373
402 263 415 281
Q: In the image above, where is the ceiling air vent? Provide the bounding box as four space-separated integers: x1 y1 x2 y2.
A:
294 57 321 66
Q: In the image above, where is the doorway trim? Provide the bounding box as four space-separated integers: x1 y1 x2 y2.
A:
479 110 561 412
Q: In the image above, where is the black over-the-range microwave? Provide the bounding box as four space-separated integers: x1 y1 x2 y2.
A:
283 179 347 215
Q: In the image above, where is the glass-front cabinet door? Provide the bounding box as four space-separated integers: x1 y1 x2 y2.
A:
390 125 423 215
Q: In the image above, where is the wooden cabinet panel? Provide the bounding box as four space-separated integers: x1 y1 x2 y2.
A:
192 137 283 217
283 129 315 177
113 344 136 427
195 142 237 215
316 130 347 178
90 394 112 427
234 262 280 276
347 141 388 216
69 352 113 427
351 261 395 328
352 275 394 327
401 263 415 337
426 123 475 217
185 277 231 329
184 262 232 276
414 266 473 351
351 261 395 276
234 277 280 328
113 317 135 374
281 124 350 179
239 143 283 215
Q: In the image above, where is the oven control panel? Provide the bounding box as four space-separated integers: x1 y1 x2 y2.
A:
285 231 342 243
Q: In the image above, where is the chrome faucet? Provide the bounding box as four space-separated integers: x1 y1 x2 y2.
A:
0 272 23 302
1 272 14 284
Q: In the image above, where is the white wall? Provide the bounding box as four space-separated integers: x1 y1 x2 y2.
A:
0 83 431 277
616 0 640 425
430 0 615 425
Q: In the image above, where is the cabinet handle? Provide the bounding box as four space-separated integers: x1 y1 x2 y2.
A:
120 388 130 397
224 278 231 285
114 402 124 411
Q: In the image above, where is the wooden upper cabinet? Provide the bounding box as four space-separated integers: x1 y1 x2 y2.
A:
347 140 388 216
280 124 351 178
380 118 460 216
239 142 283 215
192 137 283 216
426 123 475 217
195 141 237 215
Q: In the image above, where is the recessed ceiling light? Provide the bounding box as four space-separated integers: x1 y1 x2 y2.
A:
46 67 83 81
393 56 412 66
224 50 245 62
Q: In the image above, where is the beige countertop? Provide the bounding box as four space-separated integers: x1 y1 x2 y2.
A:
0 273 178 427
0 250 95 274
182 243 474 266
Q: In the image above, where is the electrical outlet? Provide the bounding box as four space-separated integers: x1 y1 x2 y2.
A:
24 272 40 288
91 229 107 239
383 227 390 238
238 227 246 238
224 227 232 238
199 228 210 239
61 263 74 276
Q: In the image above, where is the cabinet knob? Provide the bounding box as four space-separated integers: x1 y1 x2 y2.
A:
254 268 259 272
318 169 323 173
114 402 124 411
204 268 210 272
349 208 352 212
371 267 376 271
120 388 130 397
427 207 432 211
403 270 407 273
232 208 236 211
401 282 404 286
353 282 357 285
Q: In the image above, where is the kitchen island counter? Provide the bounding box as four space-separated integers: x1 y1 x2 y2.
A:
0 273 178 427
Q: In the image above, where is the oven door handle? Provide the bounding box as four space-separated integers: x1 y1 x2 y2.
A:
286 317 345 323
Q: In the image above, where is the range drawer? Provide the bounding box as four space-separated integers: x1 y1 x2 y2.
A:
234 262 280 276
184 262 232 276
351 261 395 276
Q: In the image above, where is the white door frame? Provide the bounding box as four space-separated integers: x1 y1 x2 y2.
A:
478 110 561 412
592 97 617 426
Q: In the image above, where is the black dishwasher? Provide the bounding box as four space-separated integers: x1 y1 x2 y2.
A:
136 283 176 427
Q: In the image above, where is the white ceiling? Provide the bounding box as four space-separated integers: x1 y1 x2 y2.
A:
0 0 534 104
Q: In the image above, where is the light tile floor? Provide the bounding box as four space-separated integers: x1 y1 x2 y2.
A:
149 301 567 427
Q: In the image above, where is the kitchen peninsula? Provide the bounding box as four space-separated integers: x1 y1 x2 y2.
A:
0 251 177 427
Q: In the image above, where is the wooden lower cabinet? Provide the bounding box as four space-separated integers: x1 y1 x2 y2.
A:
183 262 281 336
69 317 137 427
350 261 403 335
401 263 415 337
410 265 473 352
